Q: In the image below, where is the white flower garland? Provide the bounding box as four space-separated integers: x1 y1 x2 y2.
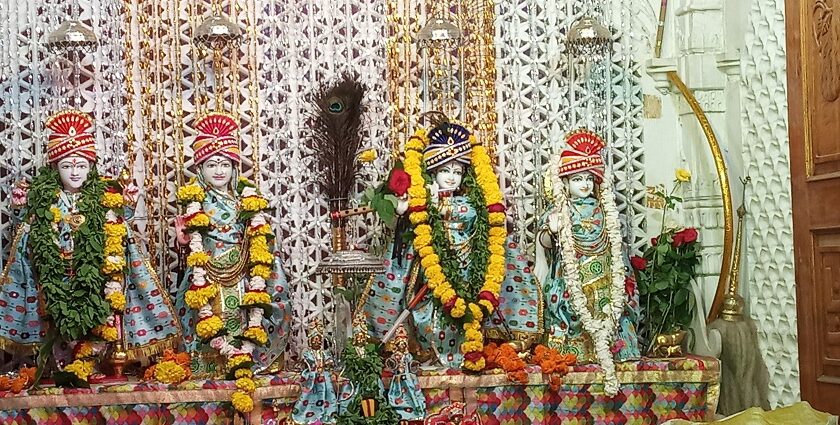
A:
550 155 627 396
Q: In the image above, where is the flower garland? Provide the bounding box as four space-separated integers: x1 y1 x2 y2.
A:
550 155 628 396
403 128 506 372
177 176 274 413
94 180 128 343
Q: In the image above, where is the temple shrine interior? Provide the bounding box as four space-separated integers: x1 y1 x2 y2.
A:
0 0 837 424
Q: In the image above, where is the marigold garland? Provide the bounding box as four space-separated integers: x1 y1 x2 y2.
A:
144 349 192 384
483 342 528 385
177 177 274 413
402 128 506 372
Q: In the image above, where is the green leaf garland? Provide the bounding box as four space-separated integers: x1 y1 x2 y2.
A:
27 166 110 342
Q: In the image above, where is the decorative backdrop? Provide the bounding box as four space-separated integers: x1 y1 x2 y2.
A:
0 0 646 361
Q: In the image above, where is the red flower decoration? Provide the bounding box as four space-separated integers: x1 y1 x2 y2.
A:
463 351 484 362
487 203 506 213
650 237 659 246
629 256 647 271
478 291 500 308
672 228 699 247
443 297 457 313
387 169 411 197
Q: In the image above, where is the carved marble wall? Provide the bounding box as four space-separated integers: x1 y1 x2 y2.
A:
738 0 799 408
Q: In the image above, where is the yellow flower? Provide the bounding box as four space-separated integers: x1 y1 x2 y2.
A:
177 184 205 203
106 292 126 312
413 233 432 250
249 248 274 266
357 149 378 163
101 257 126 275
196 315 224 339
468 303 483 322
242 327 269 345
468 135 479 147
49 206 63 223
101 192 124 209
489 227 506 238
246 224 272 237
186 213 210 228
465 328 482 342
154 360 187 384
488 212 506 226
488 243 504 256
94 325 119 342
234 368 254 379
104 223 128 238
104 238 124 256
185 285 218 309
451 299 466 318
242 291 272 306
251 264 271 279
461 341 483 353
235 377 257 392
227 354 252 371
407 186 426 200
231 390 254 413
241 196 269 212
675 168 692 182
463 321 481 332
420 254 440 270
405 136 426 152
441 289 457 304
64 359 95 381
187 251 211 267
463 357 485 371
478 299 495 315
409 211 429 225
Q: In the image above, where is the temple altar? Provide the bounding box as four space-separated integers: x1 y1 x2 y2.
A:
0 357 719 424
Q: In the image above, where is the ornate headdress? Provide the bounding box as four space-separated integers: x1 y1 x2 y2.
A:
45 109 97 164
387 324 409 353
308 319 325 344
557 129 605 183
191 112 240 164
423 122 473 170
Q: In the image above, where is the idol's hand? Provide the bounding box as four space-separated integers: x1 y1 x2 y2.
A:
428 181 440 205
396 194 409 215
174 216 190 245
547 210 560 234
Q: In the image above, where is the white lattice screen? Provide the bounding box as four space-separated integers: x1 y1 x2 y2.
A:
0 0 646 359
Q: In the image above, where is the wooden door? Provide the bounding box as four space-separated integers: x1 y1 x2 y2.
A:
786 0 840 414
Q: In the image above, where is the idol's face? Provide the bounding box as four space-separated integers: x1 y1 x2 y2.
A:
56 155 92 193
200 155 234 190
567 171 595 199
433 161 465 192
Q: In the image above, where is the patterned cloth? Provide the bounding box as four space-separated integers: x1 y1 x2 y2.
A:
362 194 541 368
537 196 641 363
387 353 426 421
174 188 292 377
0 191 180 361
291 349 338 425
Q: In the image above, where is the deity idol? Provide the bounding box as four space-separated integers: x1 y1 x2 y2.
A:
0 109 180 385
361 121 541 371
535 129 641 395
291 319 338 425
174 112 292 383
385 325 426 424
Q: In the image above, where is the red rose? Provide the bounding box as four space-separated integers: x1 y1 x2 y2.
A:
487 203 506 213
650 237 659 246
443 297 457 313
630 256 647 271
672 228 698 247
680 228 698 244
387 169 411 197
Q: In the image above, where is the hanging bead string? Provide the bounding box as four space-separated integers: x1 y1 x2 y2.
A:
138 0 157 261
152 0 170 270
169 0 186 187
230 0 244 177
26 0 43 175
245 0 261 186
121 0 137 174
190 0 207 118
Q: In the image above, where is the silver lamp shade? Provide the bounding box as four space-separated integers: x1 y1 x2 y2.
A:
45 20 98 56
567 16 612 61
193 14 242 50
314 249 386 276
